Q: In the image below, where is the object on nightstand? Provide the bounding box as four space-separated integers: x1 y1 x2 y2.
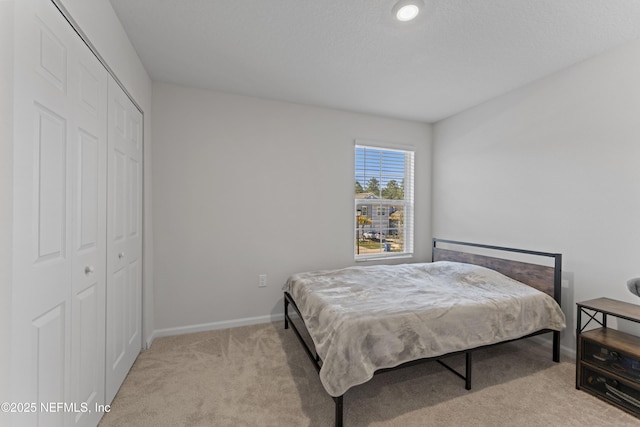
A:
627 278 640 298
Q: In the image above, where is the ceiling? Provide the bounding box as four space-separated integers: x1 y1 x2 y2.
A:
109 0 640 123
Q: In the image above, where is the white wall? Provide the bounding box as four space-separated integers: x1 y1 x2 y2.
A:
433 38 640 353
152 82 432 333
58 0 155 344
0 0 13 409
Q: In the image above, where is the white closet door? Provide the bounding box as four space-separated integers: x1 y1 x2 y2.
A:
105 75 143 404
68 24 108 427
12 0 108 426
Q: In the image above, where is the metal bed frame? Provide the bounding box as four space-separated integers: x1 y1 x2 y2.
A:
284 238 563 426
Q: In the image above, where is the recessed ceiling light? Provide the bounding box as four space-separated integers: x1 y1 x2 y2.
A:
393 0 423 22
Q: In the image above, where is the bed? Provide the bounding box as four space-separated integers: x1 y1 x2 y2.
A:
282 239 566 426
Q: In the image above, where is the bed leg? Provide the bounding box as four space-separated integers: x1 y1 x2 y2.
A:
284 296 289 330
465 352 472 390
552 330 560 362
334 395 343 427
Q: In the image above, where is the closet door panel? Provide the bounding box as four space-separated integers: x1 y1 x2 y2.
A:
69 44 108 427
32 304 66 427
106 75 142 405
107 268 126 367
72 285 100 406
12 3 74 425
126 260 141 344
35 104 68 264
12 1 108 426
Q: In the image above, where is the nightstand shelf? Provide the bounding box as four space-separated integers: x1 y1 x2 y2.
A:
576 298 640 418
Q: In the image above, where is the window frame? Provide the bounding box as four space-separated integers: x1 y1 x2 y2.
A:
354 140 414 261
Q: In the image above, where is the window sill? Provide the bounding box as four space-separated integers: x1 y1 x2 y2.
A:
355 253 414 262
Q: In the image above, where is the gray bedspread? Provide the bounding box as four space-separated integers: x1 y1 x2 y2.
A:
283 261 566 397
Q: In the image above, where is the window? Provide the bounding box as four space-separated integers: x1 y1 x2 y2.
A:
355 142 414 260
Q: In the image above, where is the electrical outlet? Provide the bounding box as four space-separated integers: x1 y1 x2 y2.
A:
258 274 267 287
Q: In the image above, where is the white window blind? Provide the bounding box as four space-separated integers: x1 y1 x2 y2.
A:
355 143 414 260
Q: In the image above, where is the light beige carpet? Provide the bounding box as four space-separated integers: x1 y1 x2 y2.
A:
98 322 639 426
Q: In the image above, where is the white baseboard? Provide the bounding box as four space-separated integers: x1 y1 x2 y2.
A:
146 312 285 348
